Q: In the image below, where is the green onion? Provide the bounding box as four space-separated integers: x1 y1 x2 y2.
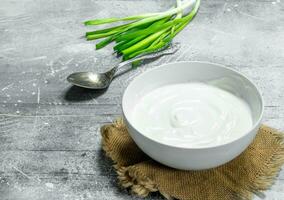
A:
84 0 200 61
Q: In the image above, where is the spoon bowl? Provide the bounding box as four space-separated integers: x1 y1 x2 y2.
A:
67 71 114 89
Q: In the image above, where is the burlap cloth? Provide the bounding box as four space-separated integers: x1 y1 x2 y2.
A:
101 120 284 200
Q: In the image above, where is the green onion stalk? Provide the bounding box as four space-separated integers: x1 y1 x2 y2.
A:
84 0 200 61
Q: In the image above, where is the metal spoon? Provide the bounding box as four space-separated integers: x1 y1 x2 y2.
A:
67 43 181 89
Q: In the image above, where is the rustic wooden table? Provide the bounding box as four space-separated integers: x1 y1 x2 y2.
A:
0 0 283 199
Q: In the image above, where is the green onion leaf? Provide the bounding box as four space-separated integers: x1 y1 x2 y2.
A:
84 0 200 61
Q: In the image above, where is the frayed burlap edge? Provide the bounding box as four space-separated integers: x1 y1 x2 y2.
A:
227 126 284 200
101 119 169 198
244 126 284 199
101 120 284 200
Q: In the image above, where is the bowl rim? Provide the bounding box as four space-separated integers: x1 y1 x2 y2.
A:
122 61 264 149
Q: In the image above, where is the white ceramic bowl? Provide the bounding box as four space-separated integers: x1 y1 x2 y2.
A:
122 61 263 170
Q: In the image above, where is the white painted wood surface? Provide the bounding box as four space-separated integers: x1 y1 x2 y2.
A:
0 0 283 199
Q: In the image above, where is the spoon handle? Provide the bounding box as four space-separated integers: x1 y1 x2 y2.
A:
116 42 181 70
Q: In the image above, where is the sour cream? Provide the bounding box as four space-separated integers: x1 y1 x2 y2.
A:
131 82 253 148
